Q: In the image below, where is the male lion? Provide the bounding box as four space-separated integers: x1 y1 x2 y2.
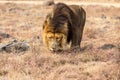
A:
43 3 86 51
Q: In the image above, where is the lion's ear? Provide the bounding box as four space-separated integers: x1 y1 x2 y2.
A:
43 13 53 29
46 15 51 24
46 13 54 24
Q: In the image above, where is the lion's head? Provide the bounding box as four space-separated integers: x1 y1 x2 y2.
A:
43 13 68 51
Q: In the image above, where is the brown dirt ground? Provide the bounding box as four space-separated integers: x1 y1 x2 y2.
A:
0 1 120 80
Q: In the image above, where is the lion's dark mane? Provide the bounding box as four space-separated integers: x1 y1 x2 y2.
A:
50 3 73 43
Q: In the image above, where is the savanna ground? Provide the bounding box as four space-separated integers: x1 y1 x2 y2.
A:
0 0 120 80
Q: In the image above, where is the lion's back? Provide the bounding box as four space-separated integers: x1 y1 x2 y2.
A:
69 5 86 28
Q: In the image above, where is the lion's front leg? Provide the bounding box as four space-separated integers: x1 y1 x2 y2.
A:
71 29 80 48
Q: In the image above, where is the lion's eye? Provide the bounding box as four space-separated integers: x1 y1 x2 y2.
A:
48 37 53 40
56 37 62 41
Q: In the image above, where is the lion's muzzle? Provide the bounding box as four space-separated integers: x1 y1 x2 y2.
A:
49 41 62 52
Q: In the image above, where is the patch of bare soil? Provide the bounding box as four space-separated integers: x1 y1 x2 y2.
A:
0 1 120 80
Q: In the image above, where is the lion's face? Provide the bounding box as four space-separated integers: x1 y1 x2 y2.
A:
43 23 68 51
46 32 64 51
43 31 67 51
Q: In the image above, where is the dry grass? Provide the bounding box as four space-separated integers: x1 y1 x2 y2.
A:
0 1 120 80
